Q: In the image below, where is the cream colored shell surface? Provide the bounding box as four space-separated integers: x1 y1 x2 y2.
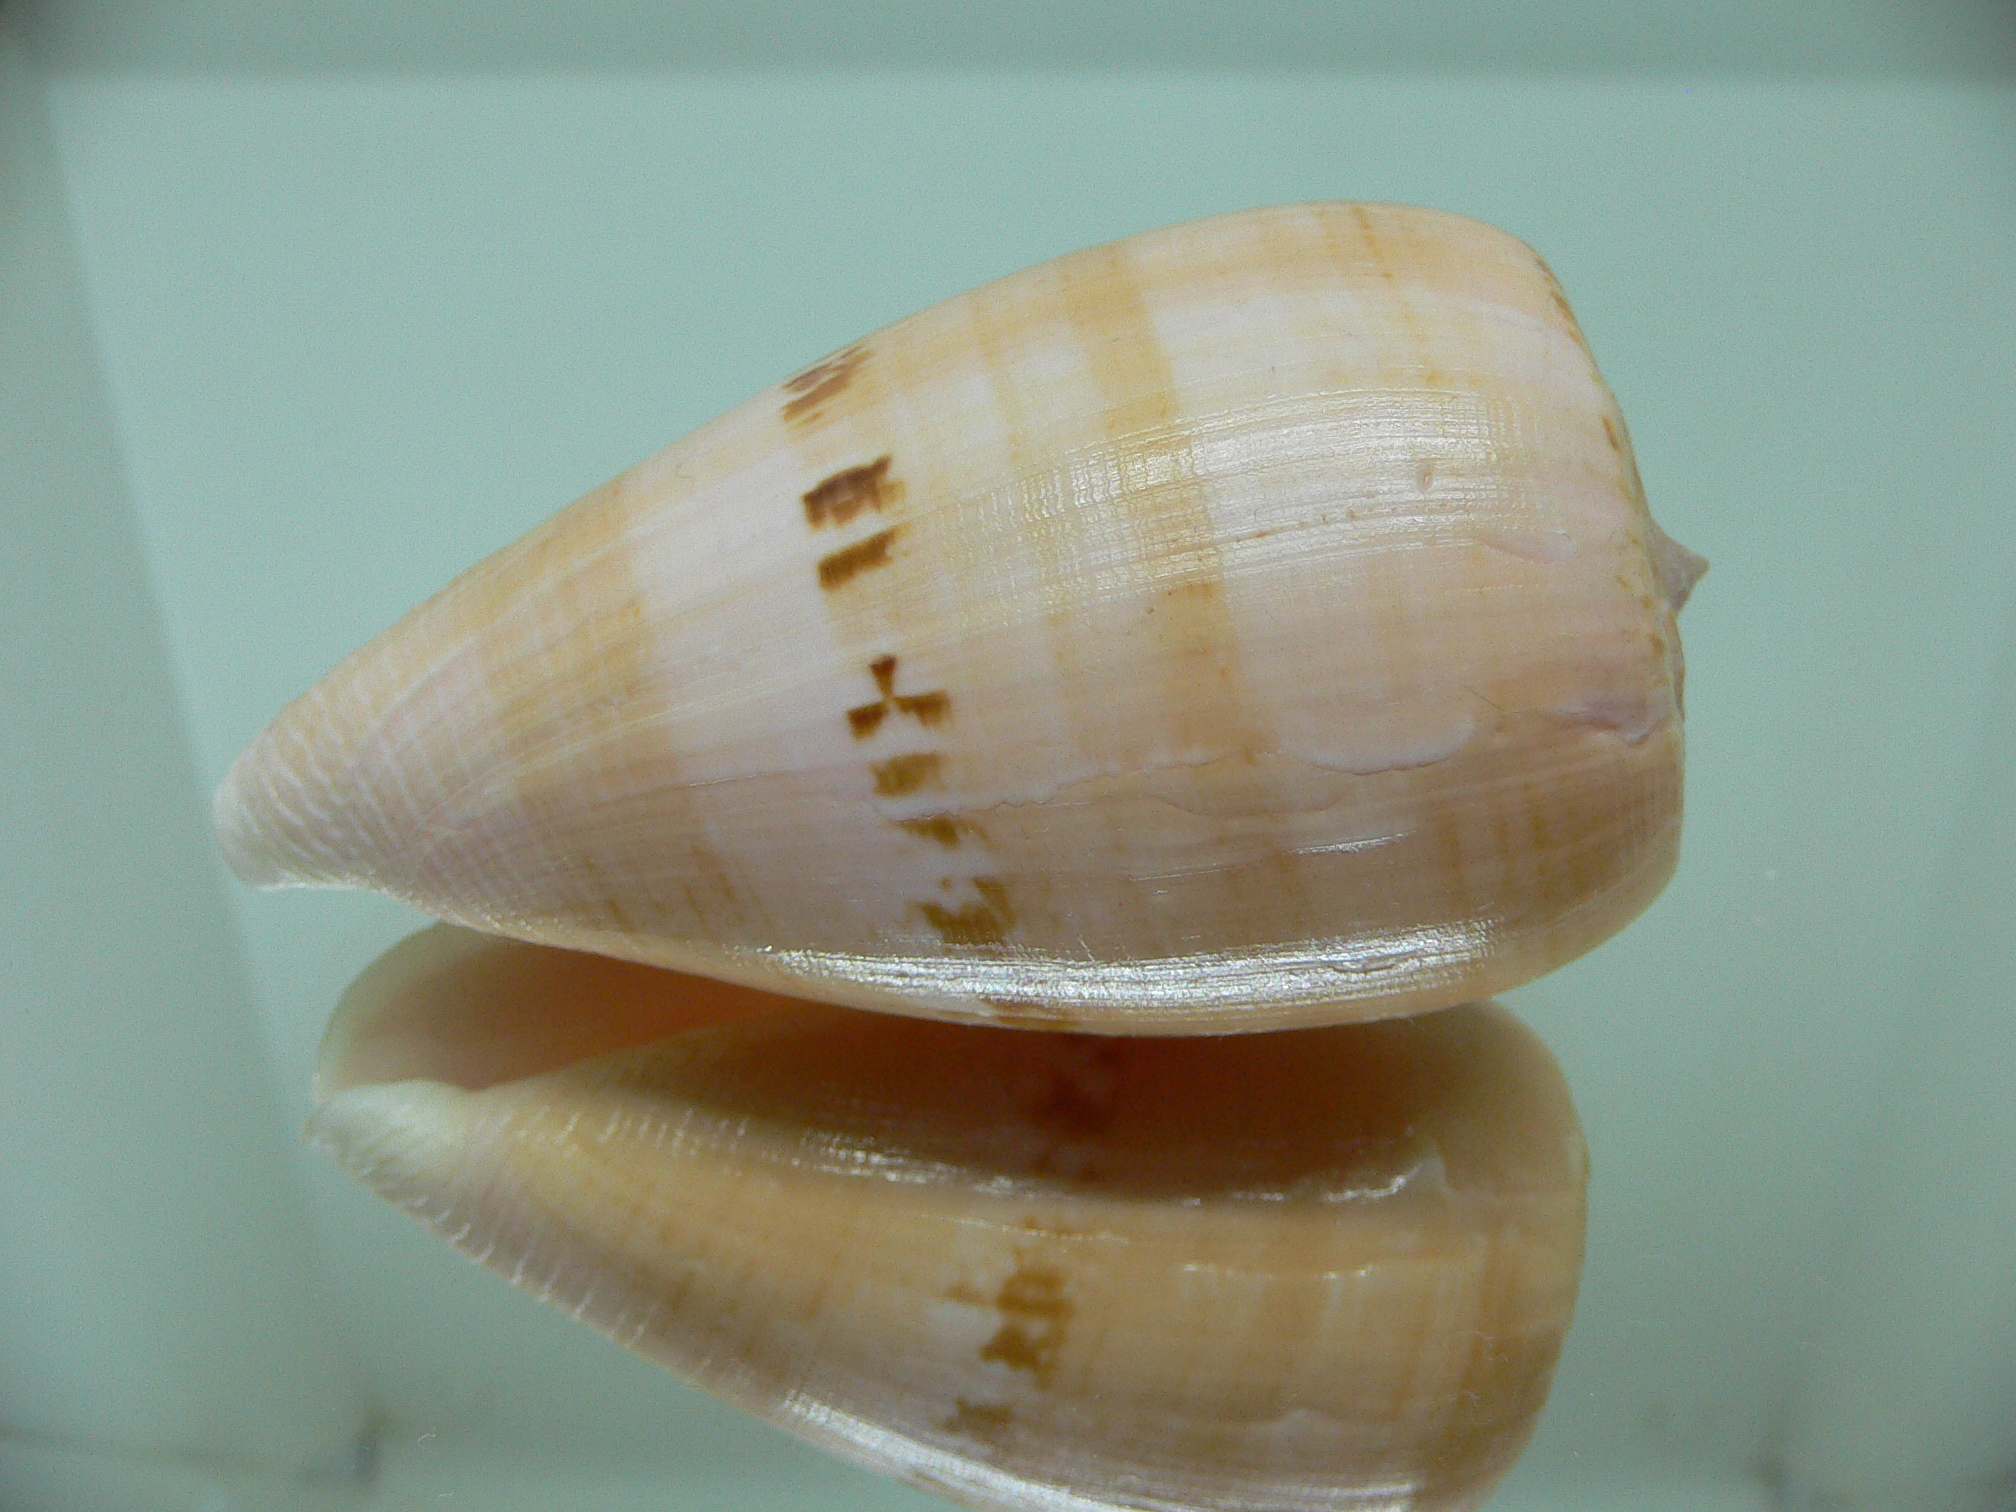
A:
217 202 1698 1032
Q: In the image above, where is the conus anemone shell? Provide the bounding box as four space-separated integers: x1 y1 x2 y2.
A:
217 201 1702 1032
312 925 1589 1512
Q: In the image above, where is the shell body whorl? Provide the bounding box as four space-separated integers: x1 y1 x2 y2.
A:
218 202 1699 1032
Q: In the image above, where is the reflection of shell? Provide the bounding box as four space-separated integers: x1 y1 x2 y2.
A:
313 926 1589 1512
215 201 1699 1032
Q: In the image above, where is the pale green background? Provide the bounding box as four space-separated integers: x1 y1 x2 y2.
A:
3 2 2013 1509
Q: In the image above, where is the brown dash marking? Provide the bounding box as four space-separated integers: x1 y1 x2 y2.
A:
978 1259 1072 1384
818 527 898 590
871 752 943 797
897 815 963 847
894 690 950 725
1532 256 1592 353
852 656 951 732
802 455 901 529
944 1400 1015 1440
781 346 867 425
919 901 1006 947
918 877 1014 948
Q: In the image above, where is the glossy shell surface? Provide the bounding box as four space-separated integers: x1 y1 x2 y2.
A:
217 201 1699 1030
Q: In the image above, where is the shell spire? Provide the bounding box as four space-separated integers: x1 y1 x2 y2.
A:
217 202 1701 1033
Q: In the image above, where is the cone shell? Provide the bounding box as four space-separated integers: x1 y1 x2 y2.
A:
313 925 1589 1512
218 202 1702 1032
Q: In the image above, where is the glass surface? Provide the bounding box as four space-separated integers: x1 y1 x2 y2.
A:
3 3 2012 1509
